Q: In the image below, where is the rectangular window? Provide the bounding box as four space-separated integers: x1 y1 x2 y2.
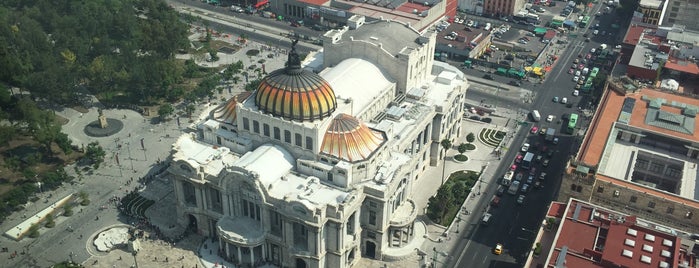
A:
630 196 637 203
648 201 655 208
253 120 260 133
305 136 313 150
243 118 250 131
666 207 674 214
263 124 270 136
597 186 604 193
369 210 377 225
295 133 302 146
274 127 280 140
284 130 291 143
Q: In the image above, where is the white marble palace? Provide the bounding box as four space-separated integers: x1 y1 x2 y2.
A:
167 16 469 268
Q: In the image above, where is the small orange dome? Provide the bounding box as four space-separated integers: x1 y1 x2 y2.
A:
321 114 385 162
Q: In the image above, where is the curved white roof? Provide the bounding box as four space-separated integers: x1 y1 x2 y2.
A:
321 58 394 117
234 144 295 185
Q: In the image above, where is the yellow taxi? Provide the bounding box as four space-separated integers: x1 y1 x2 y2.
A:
493 243 503 255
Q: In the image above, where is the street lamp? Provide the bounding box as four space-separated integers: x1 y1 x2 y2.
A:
69 251 74 264
455 216 461 233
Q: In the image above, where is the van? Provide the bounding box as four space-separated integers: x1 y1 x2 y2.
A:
531 110 541 121
229 5 244 13
482 213 492 225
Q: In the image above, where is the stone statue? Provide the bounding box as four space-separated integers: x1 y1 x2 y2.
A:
286 38 301 69
98 108 108 128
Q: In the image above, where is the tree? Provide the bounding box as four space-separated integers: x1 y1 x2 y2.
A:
440 138 452 185
158 103 174 120
466 133 475 144
64 203 74 216
79 190 90 206
457 143 468 155
44 213 55 228
185 104 196 118
27 223 40 238
85 142 106 169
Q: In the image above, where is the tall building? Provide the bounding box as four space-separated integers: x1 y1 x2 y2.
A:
167 17 468 268
662 0 699 31
482 0 525 17
638 0 665 25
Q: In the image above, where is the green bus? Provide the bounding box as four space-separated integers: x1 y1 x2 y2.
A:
567 113 579 134
580 16 591 27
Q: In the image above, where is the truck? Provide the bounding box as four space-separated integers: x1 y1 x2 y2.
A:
502 170 514 186
545 128 556 141
508 181 521 195
531 110 541 121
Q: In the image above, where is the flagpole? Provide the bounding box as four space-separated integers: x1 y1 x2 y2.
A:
141 138 148 161
115 152 123 177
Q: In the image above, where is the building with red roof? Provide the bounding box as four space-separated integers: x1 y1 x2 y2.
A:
537 198 696 268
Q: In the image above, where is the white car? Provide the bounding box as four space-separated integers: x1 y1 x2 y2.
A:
575 70 581 76
561 97 568 104
573 76 579 82
573 90 580 96
521 143 530 152
593 29 599 35
590 48 596 53
546 115 554 122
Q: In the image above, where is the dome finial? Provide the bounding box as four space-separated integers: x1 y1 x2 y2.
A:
286 38 301 71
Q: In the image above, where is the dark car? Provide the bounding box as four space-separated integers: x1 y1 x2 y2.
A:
481 117 493 123
496 185 506 196
469 115 482 121
562 113 569 120
509 80 522 86
483 74 494 80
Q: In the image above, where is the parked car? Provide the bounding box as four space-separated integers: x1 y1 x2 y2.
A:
497 185 506 196
521 143 530 152
531 126 539 134
483 74 494 80
516 195 526 204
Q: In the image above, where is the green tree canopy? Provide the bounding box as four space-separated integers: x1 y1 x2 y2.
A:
0 0 189 104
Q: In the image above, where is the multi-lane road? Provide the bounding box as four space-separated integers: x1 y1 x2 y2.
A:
447 3 623 268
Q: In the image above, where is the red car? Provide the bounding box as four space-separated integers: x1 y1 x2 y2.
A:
515 154 523 163
578 64 585 69
568 68 575 74
586 53 592 59
531 126 539 134
510 164 518 171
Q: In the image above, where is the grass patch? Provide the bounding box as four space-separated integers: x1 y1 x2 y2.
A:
464 144 476 150
427 170 480 225
454 154 468 161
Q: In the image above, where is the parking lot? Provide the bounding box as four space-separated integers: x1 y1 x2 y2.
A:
446 0 607 82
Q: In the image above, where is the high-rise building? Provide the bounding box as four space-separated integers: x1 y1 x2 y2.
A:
167 17 468 268
662 0 699 31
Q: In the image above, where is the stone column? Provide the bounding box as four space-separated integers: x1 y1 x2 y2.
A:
250 246 254 265
634 134 641 144
687 148 693 158
237 246 242 264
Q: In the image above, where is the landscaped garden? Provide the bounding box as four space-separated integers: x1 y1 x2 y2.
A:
426 170 480 225
478 128 507 147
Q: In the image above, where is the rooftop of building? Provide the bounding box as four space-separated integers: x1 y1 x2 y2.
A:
346 0 436 30
435 22 491 51
545 198 685 268
337 19 425 56
664 57 699 75
577 85 699 200
623 24 658 46
639 0 664 9
628 42 666 70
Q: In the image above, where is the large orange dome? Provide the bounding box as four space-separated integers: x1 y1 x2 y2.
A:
254 41 336 122
321 114 385 162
